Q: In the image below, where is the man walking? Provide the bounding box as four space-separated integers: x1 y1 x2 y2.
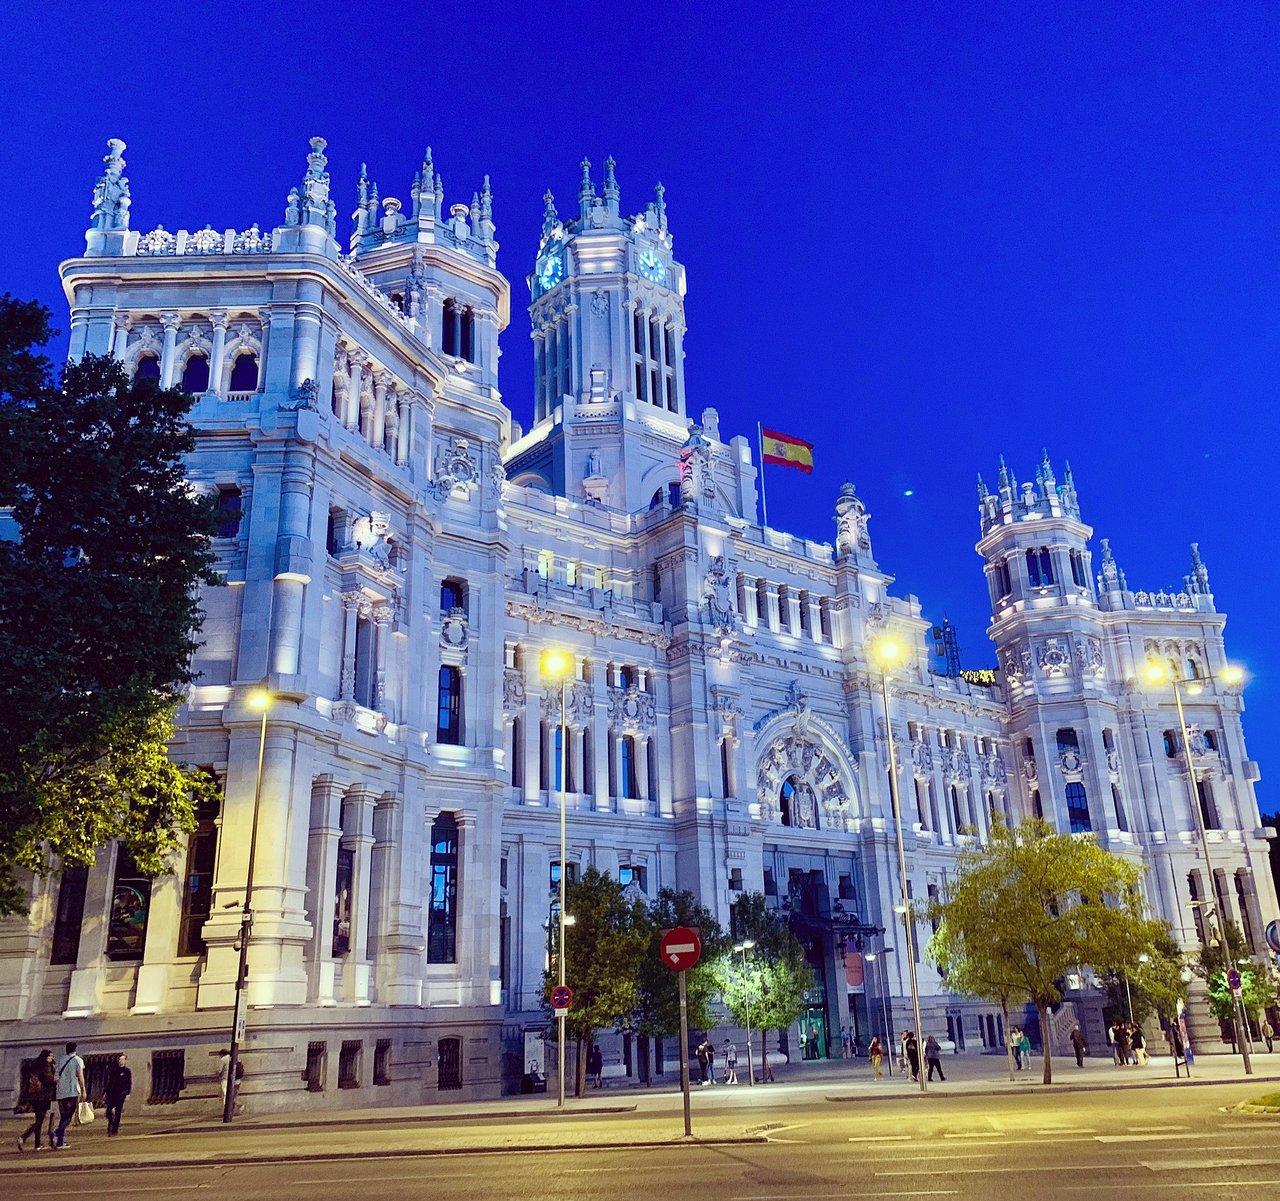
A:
924 1034 946 1081
905 1030 921 1082
52 1041 85 1150
1010 1025 1023 1071
1070 1024 1086 1068
1261 1019 1274 1054
723 1038 738 1085
104 1053 132 1136
695 1038 709 1085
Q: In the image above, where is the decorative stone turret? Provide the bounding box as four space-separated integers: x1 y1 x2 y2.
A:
979 448 1082 536
834 481 873 565
277 137 338 256
85 138 132 255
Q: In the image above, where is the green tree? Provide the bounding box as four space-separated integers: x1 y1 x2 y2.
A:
0 298 218 912
1193 920 1278 1038
1102 927 1186 1030
715 892 813 1080
925 819 1167 1084
632 888 727 1081
542 866 651 1095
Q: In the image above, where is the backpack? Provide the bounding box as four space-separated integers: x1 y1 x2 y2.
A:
234 1060 245 1081
25 1069 45 1099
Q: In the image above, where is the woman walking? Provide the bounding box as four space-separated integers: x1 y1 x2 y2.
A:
17 1049 56 1152
868 1036 884 1079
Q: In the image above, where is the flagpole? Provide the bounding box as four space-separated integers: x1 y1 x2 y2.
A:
756 421 770 529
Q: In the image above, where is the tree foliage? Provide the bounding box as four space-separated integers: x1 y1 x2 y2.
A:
1103 927 1187 1027
633 887 727 1039
1193 919 1278 1025
926 819 1168 1083
0 297 218 911
715 892 813 1074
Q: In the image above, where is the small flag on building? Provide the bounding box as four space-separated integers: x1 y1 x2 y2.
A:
761 427 814 474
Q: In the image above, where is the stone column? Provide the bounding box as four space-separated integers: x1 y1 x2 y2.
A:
208 311 228 396
764 584 780 633
635 735 651 806
373 602 392 716
395 391 412 465
339 591 360 700
670 319 687 413
158 312 181 387
269 450 313 681
112 312 132 361
341 788 376 1005
63 844 117 1017
371 371 388 450
305 775 344 1005
424 286 445 353
384 387 400 460
345 351 365 429
130 851 184 1015
805 595 822 641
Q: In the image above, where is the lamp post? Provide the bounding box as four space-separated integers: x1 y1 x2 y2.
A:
541 647 573 1106
870 636 927 1093
865 945 895 1076
733 940 757 1085
223 686 271 1124
1144 657 1251 1076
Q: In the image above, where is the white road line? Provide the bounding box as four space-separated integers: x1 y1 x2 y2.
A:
1096 1132 1215 1143
1063 1182 1280 1193
735 1193 957 1200
1127 1125 1190 1133
1142 1158 1280 1172
943 1132 1003 1139
14 1188 204 1199
849 1134 912 1142
1037 1128 1098 1135
877 1163 1124 1176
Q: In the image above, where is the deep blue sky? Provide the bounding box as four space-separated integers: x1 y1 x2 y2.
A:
4 2 1277 810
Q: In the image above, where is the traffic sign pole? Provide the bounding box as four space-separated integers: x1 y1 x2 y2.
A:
677 968 692 1138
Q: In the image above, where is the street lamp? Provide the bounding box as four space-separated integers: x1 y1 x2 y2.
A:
733 939 757 1085
223 685 271 1124
864 945 895 1076
870 636 927 1093
1143 656 1251 1076
541 647 573 1107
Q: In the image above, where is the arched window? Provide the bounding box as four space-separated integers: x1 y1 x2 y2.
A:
216 486 243 539
181 353 210 393
440 578 466 613
1185 658 1201 680
619 665 637 689
536 550 553 580
1065 781 1091 833
229 352 259 392
510 717 523 788
1055 728 1079 755
780 777 796 826
135 354 161 382
437 666 462 744
427 812 459 963
461 307 475 362
995 558 1013 598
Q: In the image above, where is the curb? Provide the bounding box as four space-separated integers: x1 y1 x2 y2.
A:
8 1134 767 1173
154 1103 637 1137
826 1073 1280 1103
1236 1102 1280 1115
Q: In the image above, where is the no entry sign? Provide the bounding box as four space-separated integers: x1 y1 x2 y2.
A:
659 926 702 972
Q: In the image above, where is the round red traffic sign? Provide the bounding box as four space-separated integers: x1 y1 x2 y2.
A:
659 926 702 972
550 984 574 1009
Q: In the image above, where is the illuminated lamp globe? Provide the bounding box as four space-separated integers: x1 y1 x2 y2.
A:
1220 664 1245 687
871 637 906 669
540 648 572 681
247 688 271 711
1142 659 1169 686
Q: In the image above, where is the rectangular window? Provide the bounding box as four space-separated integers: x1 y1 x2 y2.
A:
763 868 777 896
106 847 152 962
437 665 462 744
374 1038 392 1086
618 863 648 892
838 873 855 900
1065 781 1092 834
549 860 579 888
1197 779 1219 830
51 864 89 966
216 487 243 539
338 1040 362 1089
178 797 220 956
305 1042 327 1092
427 813 459 964
332 846 354 957
437 1037 462 1090
1055 728 1079 754
353 614 376 708
147 1050 185 1105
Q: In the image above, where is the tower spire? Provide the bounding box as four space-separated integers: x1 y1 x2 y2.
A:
90 137 131 232
1189 541 1211 595
542 189 558 238
578 157 596 221
654 181 667 231
603 154 620 216
353 163 369 236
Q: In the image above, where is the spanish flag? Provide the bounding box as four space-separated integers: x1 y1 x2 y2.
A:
761 427 814 474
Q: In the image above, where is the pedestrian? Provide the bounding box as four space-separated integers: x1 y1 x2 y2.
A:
898 1030 910 1074
104 1052 132 1136
924 1034 946 1082
1070 1024 1086 1068
588 1043 603 1088
1010 1026 1023 1071
905 1031 921 1082
1116 1025 1132 1067
868 1035 884 1079
51 1041 86 1150
1262 1020 1274 1054
806 1026 819 1061
705 1037 716 1084
1108 1022 1122 1066
696 1038 710 1085
217 1048 244 1114
723 1038 738 1085
1018 1029 1032 1072
1131 1025 1147 1067
17 1048 56 1152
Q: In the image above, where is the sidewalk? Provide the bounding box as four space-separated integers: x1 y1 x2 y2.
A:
10 1049 1278 1173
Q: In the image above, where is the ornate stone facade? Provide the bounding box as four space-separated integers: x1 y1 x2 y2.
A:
0 138 1273 1116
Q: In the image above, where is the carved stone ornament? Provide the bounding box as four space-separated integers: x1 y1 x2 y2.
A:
1022 754 1039 783
678 423 717 508
502 668 526 713
439 607 469 650
1037 638 1071 677
981 751 1007 784
756 734 853 833
591 290 609 318
834 481 871 557
137 226 176 256
429 436 479 501
280 377 319 412
1058 749 1083 776
1074 636 1105 680
607 686 656 733
910 739 933 777
1000 641 1033 684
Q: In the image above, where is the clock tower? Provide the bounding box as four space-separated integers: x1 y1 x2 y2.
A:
506 157 690 511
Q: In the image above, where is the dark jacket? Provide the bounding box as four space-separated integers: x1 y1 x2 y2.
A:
105 1064 132 1100
25 1058 56 1105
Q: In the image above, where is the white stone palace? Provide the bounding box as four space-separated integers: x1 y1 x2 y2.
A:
0 137 1274 1110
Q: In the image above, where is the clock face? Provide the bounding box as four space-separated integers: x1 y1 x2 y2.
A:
538 252 564 292
637 245 666 284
